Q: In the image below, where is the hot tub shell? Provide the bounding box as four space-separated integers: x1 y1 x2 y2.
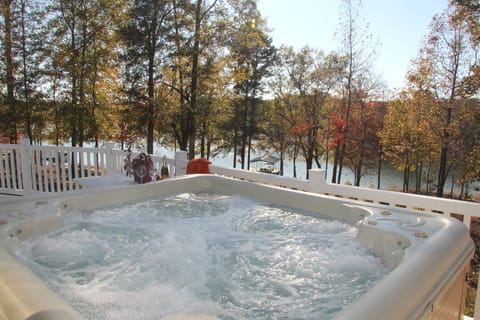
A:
0 174 474 320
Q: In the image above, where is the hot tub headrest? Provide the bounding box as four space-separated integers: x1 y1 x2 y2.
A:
186 158 211 174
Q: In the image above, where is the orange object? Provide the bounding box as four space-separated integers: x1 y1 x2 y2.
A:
186 158 211 174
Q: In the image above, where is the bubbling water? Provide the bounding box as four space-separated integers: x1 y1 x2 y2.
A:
17 193 390 320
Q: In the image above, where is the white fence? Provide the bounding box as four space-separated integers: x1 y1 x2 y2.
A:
2 141 480 318
211 165 480 229
0 140 179 195
2 140 479 229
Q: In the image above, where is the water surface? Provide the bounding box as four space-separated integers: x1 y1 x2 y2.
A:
17 193 390 320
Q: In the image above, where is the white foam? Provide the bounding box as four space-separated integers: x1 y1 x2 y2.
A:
17 193 390 320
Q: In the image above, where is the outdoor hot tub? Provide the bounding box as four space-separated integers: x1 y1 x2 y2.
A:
0 174 474 320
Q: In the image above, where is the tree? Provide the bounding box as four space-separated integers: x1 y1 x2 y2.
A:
257 98 288 175
16 0 48 143
122 0 172 154
165 0 221 159
415 6 477 196
0 0 50 144
228 0 275 169
49 0 85 147
451 0 480 59
46 0 128 147
332 0 379 184
0 0 17 143
186 0 222 159
195 53 232 159
271 46 342 178
42 32 68 145
379 90 440 193
344 95 384 186
454 98 480 199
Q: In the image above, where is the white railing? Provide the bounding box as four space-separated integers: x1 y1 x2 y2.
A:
2 141 478 229
210 165 480 230
1 141 480 318
0 140 181 195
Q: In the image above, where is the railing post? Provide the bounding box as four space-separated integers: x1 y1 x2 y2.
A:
19 138 33 194
463 214 472 230
308 169 327 194
175 150 188 176
104 142 115 176
474 275 480 320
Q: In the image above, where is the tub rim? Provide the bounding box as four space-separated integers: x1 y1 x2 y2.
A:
0 174 474 320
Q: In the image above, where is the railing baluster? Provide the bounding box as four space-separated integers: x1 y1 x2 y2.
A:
45 148 52 192
82 150 87 177
67 148 77 191
100 151 106 175
14 147 21 190
88 150 92 176
20 142 33 193
0 147 5 191
11 147 19 190
93 150 98 176
94 150 98 176
39 148 45 191
18 144 29 192
52 150 59 192
30 148 36 191
76 149 81 179
87 150 92 177
47 149 55 192
33 148 41 191
5 148 13 189
59 151 67 191
80 149 86 178
42 149 48 192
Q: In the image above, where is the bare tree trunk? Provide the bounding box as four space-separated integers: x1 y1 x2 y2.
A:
292 143 298 178
200 120 206 158
233 126 238 168
187 0 203 159
19 0 34 143
425 163 432 194
377 145 382 189
331 144 340 183
2 0 17 143
240 93 249 169
436 106 452 197
147 38 156 155
279 139 284 176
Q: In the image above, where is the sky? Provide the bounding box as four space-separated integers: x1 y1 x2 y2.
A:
257 0 450 91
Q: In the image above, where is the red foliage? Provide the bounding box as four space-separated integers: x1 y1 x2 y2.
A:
326 112 346 150
290 123 314 136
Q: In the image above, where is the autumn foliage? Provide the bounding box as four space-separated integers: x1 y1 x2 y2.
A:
0 0 479 198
